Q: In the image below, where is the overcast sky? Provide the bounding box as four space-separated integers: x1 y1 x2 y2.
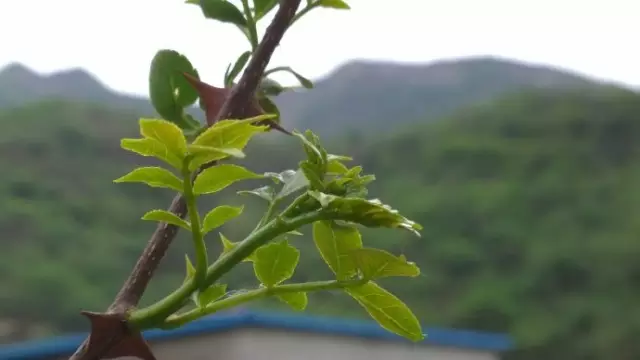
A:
1 0 638 96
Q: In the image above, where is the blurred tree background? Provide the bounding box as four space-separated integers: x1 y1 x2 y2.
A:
0 57 638 360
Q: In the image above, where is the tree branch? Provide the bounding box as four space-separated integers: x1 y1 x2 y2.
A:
68 1 302 359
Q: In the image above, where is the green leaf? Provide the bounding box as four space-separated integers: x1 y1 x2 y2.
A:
312 221 362 280
277 292 308 311
141 209 191 231
264 169 297 184
253 0 279 19
225 51 252 87
300 162 325 190
219 233 256 262
293 130 328 187
121 138 184 169
292 130 324 162
238 185 276 202
191 115 272 154
253 240 300 287
193 164 263 195
183 254 196 283
199 0 247 27
260 78 286 96
351 248 420 280
148 49 201 129
139 118 188 158
202 205 244 234
346 282 424 342
317 0 351 9
286 68 313 89
308 191 422 236
258 96 281 124
326 154 352 174
188 145 244 158
195 284 227 307
277 169 309 198
267 67 314 89
328 154 353 162
187 145 246 171
114 167 183 192
223 63 232 85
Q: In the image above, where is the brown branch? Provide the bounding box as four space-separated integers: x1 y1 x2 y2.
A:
68 0 302 359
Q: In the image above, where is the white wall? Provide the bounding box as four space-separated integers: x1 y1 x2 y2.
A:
111 328 500 360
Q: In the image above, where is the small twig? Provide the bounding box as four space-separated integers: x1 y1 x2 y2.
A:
68 1 302 359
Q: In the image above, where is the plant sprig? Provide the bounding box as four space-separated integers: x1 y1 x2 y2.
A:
116 117 424 341
69 1 425 359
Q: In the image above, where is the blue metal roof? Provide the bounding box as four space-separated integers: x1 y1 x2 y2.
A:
0 309 513 360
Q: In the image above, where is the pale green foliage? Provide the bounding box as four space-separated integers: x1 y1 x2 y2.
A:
109 0 424 344
114 118 424 342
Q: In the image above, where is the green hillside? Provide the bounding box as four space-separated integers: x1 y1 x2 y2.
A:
354 87 640 360
1 86 640 360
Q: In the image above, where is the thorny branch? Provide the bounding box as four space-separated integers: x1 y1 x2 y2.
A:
68 0 302 359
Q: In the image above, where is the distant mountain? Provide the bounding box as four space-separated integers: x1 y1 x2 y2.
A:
273 56 615 136
0 56 617 136
0 63 154 114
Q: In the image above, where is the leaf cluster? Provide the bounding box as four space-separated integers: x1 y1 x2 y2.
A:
107 0 425 345
115 117 424 341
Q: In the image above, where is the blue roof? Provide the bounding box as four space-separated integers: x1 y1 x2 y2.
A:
0 309 513 359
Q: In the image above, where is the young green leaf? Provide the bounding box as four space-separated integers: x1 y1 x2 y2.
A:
121 138 184 170
265 67 314 88
191 115 272 150
285 67 313 88
198 0 247 27
350 248 420 280
114 167 183 192
253 240 300 287
219 233 256 262
317 0 351 9
293 130 329 189
141 209 191 231
327 154 353 162
346 282 424 342
193 164 263 195
277 169 309 198
326 155 351 174
260 78 286 96
312 221 362 280
292 130 324 162
139 118 188 158
187 144 246 170
308 191 422 236
277 292 308 311
238 185 276 202
187 144 245 171
253 0 279 19
300 162 325 190
183 254 196 283
225 51 252 86
195 284 227 308
258 96 281 123
264 169 296 184
202 205 244 234
148 50 201 129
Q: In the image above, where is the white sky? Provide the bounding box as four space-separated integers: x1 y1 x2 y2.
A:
0 0 638 96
